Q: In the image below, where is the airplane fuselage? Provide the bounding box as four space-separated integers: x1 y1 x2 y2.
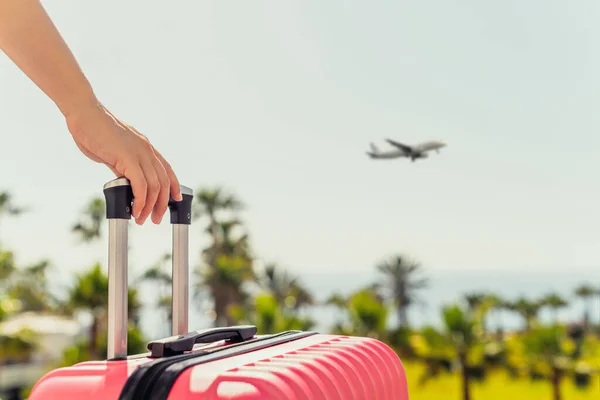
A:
366 139 446 162
366 151 408 159
367 151 428 159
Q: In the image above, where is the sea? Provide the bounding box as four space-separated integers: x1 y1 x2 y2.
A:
137 267 600 339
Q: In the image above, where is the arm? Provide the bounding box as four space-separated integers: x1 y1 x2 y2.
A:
0 0 182 224
0 0 95 117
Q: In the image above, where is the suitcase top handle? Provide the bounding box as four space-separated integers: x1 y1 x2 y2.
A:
103 177 194 360
147 325 258 358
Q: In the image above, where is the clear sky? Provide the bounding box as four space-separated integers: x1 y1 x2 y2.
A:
2 0 600 296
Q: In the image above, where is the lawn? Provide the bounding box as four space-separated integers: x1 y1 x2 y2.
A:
403 362 600 400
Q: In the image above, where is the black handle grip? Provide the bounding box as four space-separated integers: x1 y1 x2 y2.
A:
104 178 134 220
103 178 193 224
167 185 193 225
147 325 258 357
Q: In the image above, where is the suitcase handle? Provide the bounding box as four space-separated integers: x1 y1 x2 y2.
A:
103 177 194 360
147 325 258 357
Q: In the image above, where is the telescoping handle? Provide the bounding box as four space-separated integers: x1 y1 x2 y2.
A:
103 177 194 360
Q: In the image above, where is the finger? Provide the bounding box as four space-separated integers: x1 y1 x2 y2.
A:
137 158 160 225
150 156 170 224
123 162 147 219
154 150 182 201
129 125 182 202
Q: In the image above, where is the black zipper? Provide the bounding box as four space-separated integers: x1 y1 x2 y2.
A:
119 330 317 400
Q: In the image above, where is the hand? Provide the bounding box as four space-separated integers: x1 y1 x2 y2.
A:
65 100 182 225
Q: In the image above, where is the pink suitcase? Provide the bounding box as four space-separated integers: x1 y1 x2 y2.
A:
28 178 409 400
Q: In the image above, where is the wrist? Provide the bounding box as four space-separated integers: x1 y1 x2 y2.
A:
55 84 100 120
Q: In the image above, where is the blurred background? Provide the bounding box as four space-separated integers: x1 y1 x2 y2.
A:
1 0 600 399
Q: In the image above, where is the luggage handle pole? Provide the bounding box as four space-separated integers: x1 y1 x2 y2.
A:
103 178 193 360
103 178 134 360
168 186 193 336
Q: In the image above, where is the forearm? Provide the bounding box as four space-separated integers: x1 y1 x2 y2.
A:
0 0 97 116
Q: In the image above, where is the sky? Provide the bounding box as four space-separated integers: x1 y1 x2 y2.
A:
1 1 600 333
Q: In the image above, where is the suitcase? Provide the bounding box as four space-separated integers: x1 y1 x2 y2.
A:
28 178 409 400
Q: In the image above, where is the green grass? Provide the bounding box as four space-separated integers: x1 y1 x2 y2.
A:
403 362 600 400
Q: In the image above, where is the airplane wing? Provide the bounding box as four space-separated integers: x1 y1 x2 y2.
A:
385 139 413 153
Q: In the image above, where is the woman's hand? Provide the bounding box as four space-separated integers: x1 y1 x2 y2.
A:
66 101 182 225
0 0 182 224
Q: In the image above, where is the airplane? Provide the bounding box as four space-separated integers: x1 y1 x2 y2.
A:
366 139 447 162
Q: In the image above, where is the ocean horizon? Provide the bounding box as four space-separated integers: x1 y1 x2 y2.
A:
134 267 600 339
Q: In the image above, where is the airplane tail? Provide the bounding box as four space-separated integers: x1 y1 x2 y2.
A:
369 142 379 154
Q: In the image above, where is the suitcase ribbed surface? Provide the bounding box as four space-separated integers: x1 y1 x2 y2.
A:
202 336 408 400
29 333 408 400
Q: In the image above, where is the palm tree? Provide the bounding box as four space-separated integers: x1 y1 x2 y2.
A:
508 297 543 331
193 188 243 223
464 292 485 309
376 254 428 328
193 187 243 256
416 302 485 400
66 263 141 360
6 259 57 313
325 293 347 309
193 188 251 327
329 288 389 340
138 253 173 328
72 198 105 242
196 254 254 327
521 325 572 400
139 253 171 286
464 292 492 332
443 304 478 400
0 192 25 216
66 263 108 359
157 295 173 330
201 220 251 262
195 217 254 327
541 293 568 325
256 263 314 312
0 249 16 284
574 284 595 330
484 293 508 338
236 293 315 334
597 285 600 329
324 292 348 325
0 191 27 246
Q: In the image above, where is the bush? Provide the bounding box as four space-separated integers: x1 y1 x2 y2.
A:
467 364 486 381
573 362 593 389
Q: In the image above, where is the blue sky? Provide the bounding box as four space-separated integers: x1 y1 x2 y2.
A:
1 0 600 319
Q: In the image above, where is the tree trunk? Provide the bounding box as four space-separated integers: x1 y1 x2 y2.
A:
213 288 229 327
397 307 408 327
460 354 471 400
583 297 592 332
525 316 532 332
496 312 504 340
583 309 590 331
89 317 98 360
551 367 562 400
